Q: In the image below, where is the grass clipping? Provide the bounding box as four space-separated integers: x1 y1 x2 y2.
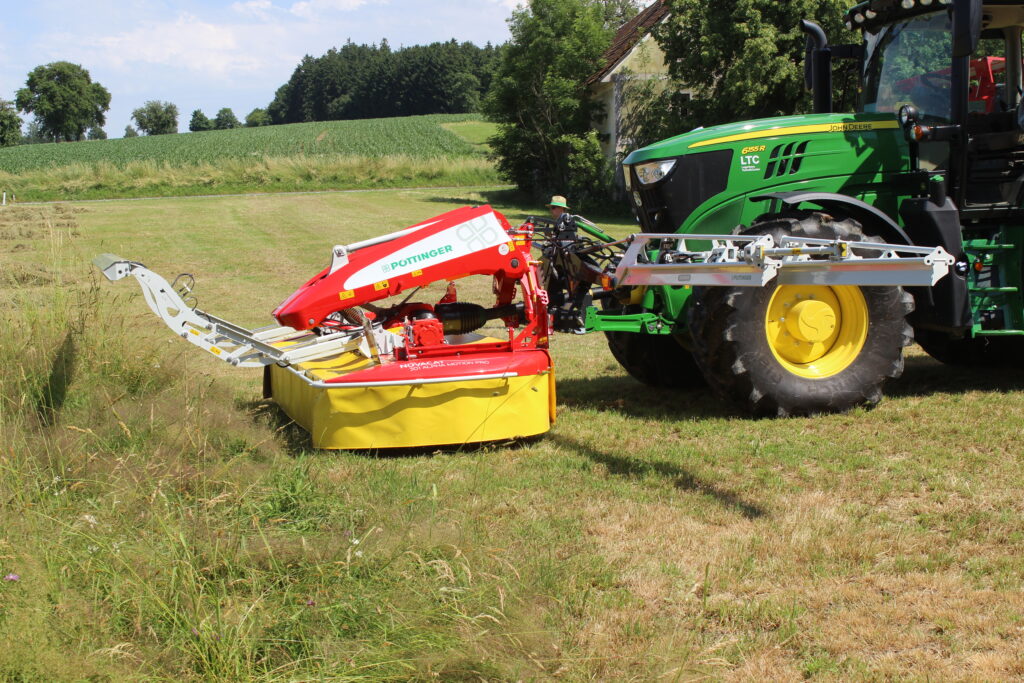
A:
0 153 500 201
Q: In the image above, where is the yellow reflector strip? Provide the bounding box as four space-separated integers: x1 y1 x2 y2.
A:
210 347 222 355
688 120 900 149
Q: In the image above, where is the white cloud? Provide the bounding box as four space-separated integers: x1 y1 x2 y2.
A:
231 0 275 19
45 13 281 78
289 0 368 20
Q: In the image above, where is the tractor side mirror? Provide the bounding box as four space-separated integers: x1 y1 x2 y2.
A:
952 0 982 58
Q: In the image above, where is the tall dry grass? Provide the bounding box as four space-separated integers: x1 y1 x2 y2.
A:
0 154 501 202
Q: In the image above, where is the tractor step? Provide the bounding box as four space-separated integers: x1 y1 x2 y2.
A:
614 233 953 288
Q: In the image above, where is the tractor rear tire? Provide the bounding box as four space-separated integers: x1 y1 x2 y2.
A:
605 330 704 388
687 212 915 416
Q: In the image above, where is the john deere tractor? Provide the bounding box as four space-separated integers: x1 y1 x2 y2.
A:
588 0 1024 415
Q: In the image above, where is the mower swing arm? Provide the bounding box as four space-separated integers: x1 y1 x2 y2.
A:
93 254 396 369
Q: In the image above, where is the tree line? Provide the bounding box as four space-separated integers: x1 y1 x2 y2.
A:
267 39 501 124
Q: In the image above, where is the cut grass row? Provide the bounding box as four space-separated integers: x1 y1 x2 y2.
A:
2 190 1023 679
0 114 501 202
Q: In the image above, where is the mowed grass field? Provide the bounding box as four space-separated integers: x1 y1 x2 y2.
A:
3 188 1024 680
0 115 500 202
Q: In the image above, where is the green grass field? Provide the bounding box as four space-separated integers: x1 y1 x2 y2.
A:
3 188 1024 680
0 115 501 202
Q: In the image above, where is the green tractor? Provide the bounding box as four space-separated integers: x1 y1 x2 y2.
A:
587 0 1024 415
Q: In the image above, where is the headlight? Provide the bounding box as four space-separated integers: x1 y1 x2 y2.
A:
634 159 676 185
898 104 920 127
622 166 632 191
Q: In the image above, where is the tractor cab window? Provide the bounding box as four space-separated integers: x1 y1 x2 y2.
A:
970 39 1008 114
861 11 953 123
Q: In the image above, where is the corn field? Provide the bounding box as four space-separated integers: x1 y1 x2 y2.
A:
0 114 487 175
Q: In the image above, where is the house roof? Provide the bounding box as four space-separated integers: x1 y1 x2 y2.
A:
586 0 671 86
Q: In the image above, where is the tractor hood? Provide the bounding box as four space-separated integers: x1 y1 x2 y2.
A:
623 112 901 165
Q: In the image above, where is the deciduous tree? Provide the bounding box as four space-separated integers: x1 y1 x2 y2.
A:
214 108 240 130
131 100 179 135
624 0 856 146
189 109 213 132
21 120 47 145
245 108 270 127
267 40 502 124
123 125 139 138
483 0 614 204
15 62 111 142
0 100 21 148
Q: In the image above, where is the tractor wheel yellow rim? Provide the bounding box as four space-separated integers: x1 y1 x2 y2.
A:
764 285 868 378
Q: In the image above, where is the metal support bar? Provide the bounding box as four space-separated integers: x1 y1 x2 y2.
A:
613 233 953 288
282 363 519 388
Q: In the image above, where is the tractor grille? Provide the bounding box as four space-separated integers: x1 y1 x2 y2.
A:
629 149 732 233
764 141 810 179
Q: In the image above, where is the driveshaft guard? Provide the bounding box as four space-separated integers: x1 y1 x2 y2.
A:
274 206 526 330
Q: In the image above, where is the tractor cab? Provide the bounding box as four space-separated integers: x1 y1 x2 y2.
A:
845 0 1024 211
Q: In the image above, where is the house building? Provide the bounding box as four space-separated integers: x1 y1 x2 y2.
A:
587 0 675 164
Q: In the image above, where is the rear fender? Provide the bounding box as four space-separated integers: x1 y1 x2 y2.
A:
751 191 913 246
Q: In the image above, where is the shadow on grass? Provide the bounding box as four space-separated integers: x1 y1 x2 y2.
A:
550 433 767 519
243 399 315 455
555 375 729 421
36 331 77 426
886 354 1024 398
561 356 1024 419
421 188 529 209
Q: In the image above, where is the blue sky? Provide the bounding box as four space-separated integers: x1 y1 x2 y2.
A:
1 0 518 137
